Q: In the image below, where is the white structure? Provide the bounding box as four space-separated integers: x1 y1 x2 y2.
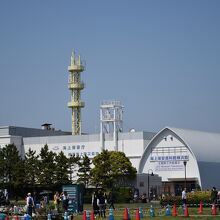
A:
100 100 123 151
1 125 220 195
139 127 220 194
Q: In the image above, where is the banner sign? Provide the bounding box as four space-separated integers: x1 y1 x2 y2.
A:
150 155 189 162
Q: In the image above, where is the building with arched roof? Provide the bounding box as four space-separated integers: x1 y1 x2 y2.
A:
138 127 220 195
1 125 220 196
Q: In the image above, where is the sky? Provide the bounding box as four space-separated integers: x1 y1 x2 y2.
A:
0 0 220 134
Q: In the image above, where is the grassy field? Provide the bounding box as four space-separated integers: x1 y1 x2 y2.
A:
3 202 219 220
79 203 220 220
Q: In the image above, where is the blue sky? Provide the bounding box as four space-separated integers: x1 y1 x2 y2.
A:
0 0 220 134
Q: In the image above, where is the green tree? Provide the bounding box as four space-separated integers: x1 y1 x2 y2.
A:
0 149 5 186
91 150 136 188
0 144 23 194
38 144 56 186
24 148 40 186
77 155 91 188
54 151 71 185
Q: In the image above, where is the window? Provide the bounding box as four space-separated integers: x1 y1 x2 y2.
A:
139 182 144 187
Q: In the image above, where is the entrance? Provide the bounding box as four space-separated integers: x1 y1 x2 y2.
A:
174 181 196 196
162 180 197 196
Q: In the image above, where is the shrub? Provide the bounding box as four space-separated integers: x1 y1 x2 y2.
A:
160 191 211 207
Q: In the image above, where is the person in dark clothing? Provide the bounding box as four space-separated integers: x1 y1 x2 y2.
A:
61 191 69 212
92 191 99 215
26 193 34 217
98 191 106 218
211 187 218 205
108 191 115 210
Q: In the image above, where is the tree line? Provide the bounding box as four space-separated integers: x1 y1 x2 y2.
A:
0 144 136 198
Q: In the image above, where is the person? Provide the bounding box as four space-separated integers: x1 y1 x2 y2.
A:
32 191 38 213
26 192 34 217
182 188 187 207
97 191 106 218
61 191 69 212
108 191 115 209
211 187 218 205
54 191 60 211
92 191 99 215
141 193 147 203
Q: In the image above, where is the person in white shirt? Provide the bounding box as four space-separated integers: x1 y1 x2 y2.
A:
182 188 187 207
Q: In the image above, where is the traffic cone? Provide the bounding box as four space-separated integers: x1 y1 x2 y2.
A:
198 201 203 214
24 214 31 220
123 208 129 220
64 211 69 220
135 208 140 220
91 210 95 220
47 213 52 220
184 205 189 217
86 210 90 220
172 203 177 217
108 209 114 220
128 208 131 220
139 207 143 219
149 205 155 217
212 204 217 215
165 205 171 216
82 210 87 220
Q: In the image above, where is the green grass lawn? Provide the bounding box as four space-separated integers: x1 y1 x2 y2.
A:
79 203 220 220
5 202 219 220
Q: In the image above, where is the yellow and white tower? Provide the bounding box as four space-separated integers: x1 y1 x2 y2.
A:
68 51 85 135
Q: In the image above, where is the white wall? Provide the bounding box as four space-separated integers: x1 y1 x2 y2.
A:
140 129 201 186
23 135 145 172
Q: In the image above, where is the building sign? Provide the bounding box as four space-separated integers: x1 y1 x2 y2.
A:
150 146 189 171
150 155 189 162
50 144 99 158
155 161 186 171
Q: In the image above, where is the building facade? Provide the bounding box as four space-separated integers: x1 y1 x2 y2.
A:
1 125 220 195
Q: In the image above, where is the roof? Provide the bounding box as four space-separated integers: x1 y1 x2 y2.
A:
166 127 220 163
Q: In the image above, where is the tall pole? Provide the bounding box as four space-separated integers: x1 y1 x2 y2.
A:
147 174 149 201
148 169 154 202
183 161 187 189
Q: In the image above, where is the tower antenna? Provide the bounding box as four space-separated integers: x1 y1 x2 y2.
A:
67 50 85 135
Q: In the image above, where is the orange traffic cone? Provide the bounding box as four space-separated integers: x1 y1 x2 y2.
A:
198 201 203 214
82 210 87 220
212 204 217 215
184 205 189 217
172 203 177 217
124 208 129 220
91 210 95 220
135 208 140 220
12 216 19 220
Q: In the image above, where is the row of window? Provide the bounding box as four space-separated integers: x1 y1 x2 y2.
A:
164 136 173 141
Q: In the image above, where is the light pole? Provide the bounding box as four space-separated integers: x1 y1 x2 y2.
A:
148 169 154 202
183 161 187 189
